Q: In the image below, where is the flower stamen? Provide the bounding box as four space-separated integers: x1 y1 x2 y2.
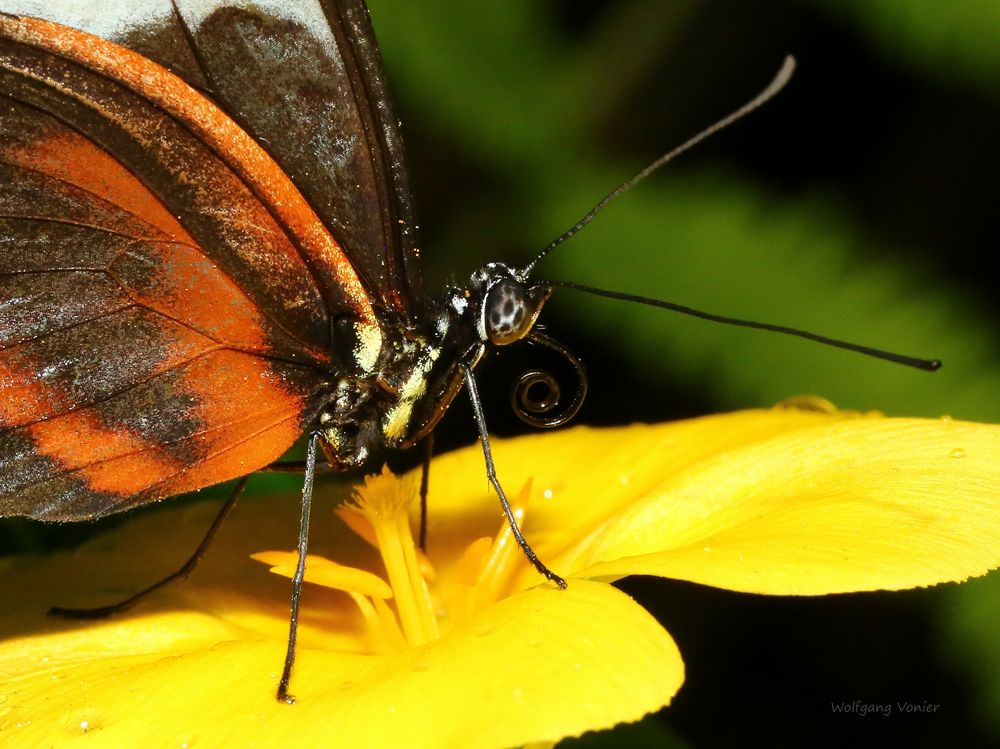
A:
340 468 440 646
470 480 535 612
355 594 408 653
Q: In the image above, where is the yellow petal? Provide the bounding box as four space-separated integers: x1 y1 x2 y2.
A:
2 562 680 748
252 551 393 599
419 409 1000 595
0 496 680 747
420 408 870 585
574 416 1000 594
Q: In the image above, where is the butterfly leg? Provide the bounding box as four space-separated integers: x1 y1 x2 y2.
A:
48 477 248 620
276 431 320 704
418 432 434 550
461 365 567 589
259 458 336 474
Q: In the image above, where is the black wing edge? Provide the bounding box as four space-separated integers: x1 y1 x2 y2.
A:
322 0 425 316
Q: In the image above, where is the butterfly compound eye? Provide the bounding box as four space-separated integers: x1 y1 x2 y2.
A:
483 279 549 346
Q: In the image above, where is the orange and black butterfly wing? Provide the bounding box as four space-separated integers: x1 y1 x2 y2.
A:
0 10 391 519
4 0 423 316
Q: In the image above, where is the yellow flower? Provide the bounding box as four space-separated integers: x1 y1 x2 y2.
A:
2 404 999 748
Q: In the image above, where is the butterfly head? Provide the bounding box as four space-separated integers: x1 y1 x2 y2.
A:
431 262 584 431
447 262 551 349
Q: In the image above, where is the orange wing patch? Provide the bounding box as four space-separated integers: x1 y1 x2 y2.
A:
105 349 310 503
27 409 182 497
110 240 271 352
2 345 311 511
2 129 193 242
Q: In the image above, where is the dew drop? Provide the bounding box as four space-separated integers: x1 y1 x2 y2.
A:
949 448 966 459
542 488 553 499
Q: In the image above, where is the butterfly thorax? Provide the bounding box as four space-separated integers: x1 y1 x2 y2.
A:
315 262 549 469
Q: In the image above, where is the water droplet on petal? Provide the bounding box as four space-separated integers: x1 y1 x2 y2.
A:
950 448 966 459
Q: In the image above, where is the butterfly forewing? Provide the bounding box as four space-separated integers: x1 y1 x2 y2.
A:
168 0 425 315
3 0 422 315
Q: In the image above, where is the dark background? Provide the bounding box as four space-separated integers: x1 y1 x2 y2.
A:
4 1 999 746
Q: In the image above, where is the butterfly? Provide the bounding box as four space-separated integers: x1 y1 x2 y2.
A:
2 1 434 513
0 0 602 700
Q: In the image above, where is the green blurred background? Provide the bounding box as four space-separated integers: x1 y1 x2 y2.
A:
4 1 999 746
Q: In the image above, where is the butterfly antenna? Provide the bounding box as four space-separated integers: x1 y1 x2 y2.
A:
544 281 941 371
522 55 796 277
